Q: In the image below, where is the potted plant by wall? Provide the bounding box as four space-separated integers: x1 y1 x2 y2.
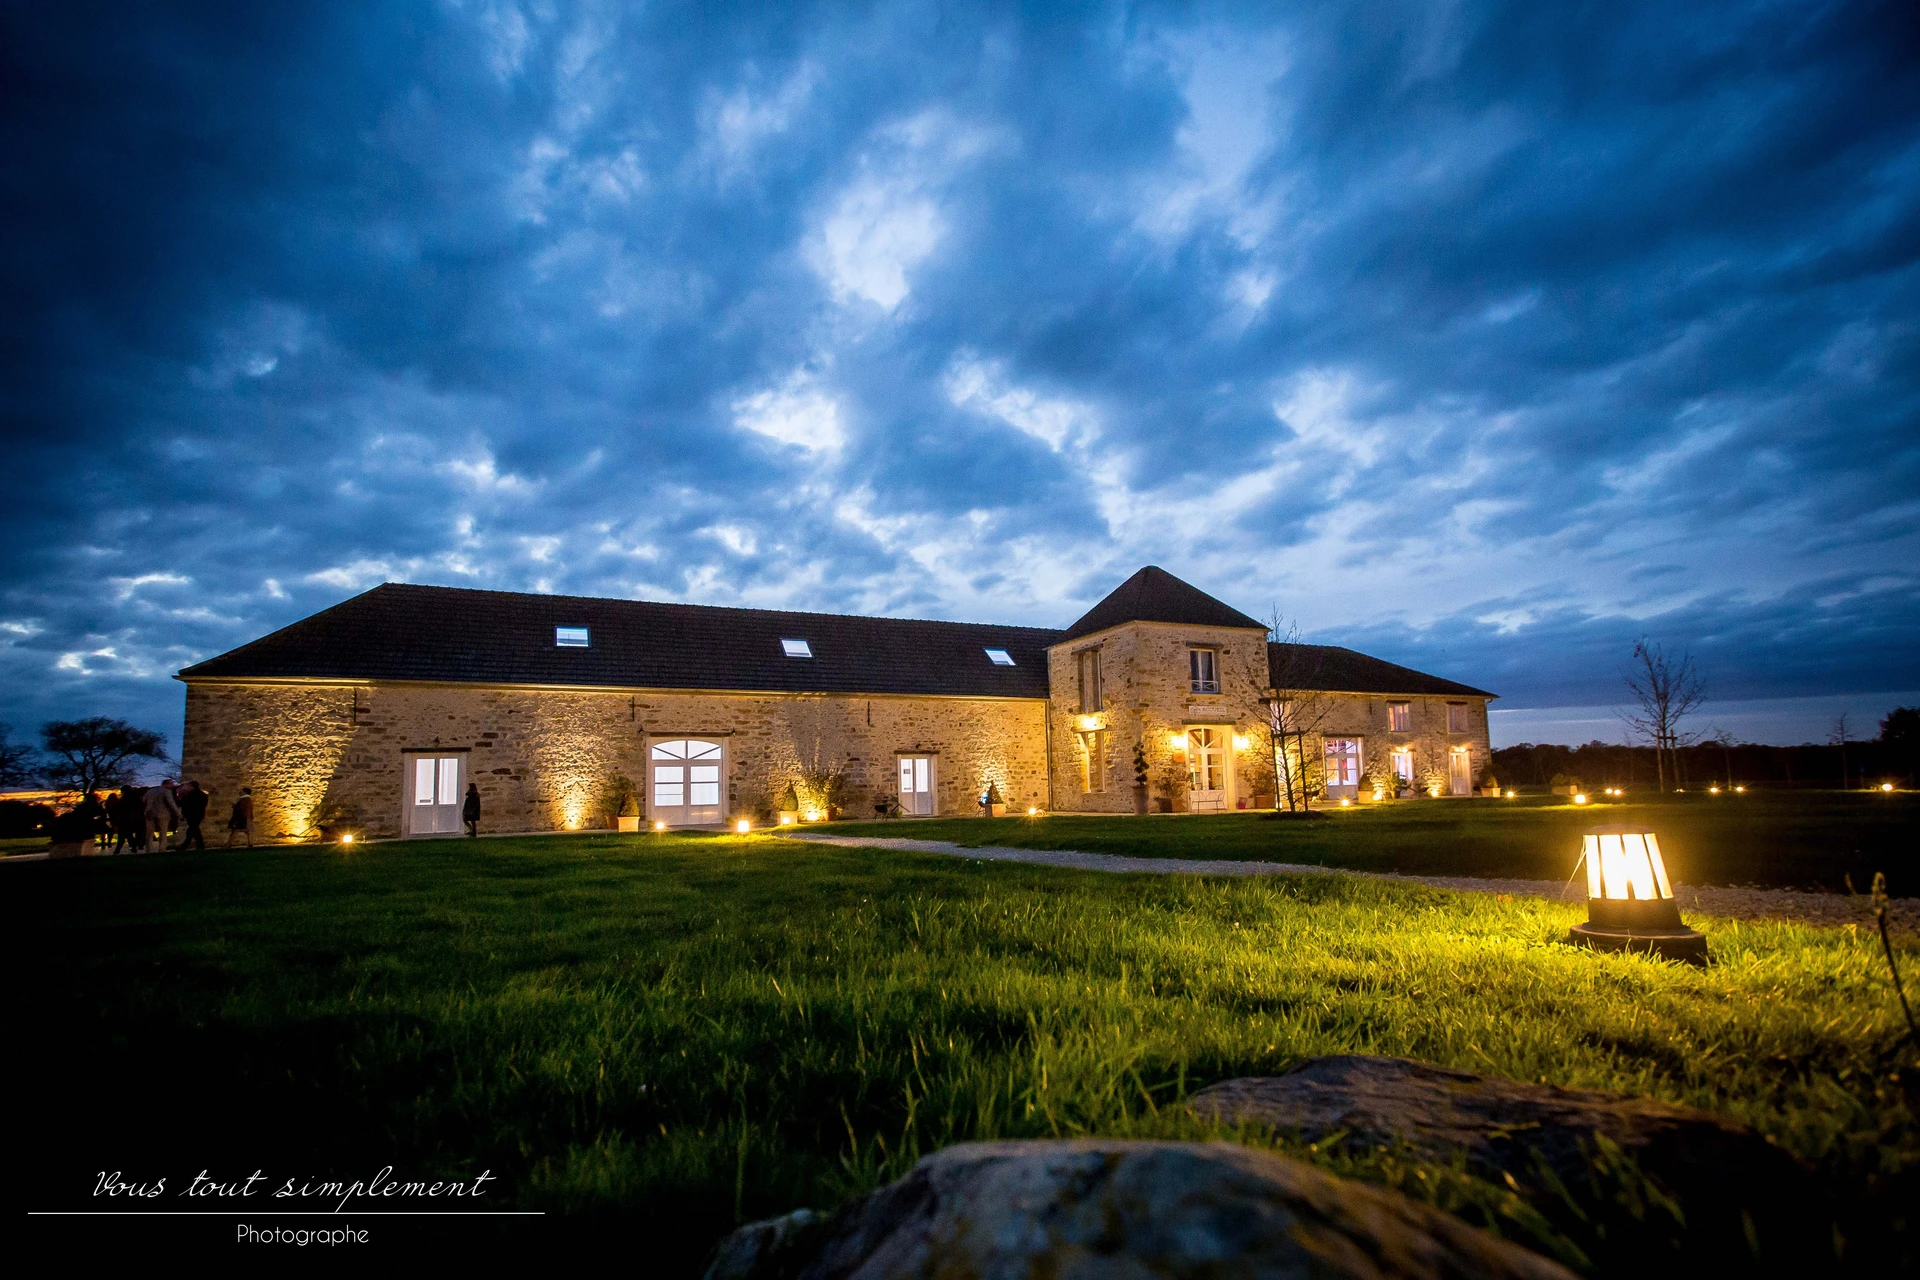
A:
777 782 800 827
1550 772 1581 797
1132 741 1150 816
1477 769 1501 798
597 774 639 831
981 781 1006 818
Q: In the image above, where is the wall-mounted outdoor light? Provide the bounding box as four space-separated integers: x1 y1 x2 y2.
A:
1567 824 1707 964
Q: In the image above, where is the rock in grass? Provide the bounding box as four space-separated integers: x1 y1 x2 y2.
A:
705 1138 1574 1280
1189 1056 1820 1263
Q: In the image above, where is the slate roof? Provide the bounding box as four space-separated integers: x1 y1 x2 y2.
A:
177 573 1494 702
1062 565 1267 640
1268 642 1496 699
177 583 1063 699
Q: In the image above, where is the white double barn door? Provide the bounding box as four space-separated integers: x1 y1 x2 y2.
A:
651 739 724 827
898 755 935 816
408 754 464 834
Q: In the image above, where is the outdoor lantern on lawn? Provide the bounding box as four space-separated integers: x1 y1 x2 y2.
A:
1567 824 1708 964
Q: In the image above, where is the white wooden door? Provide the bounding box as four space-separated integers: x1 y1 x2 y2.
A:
408 755 462 834
1187 728 1226 812
898 756 935 815
1449 748 1472 796
651 739 725 826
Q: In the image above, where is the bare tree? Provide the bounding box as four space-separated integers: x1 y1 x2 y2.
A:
39 717 170 795
1829 713 1851 790
1620 639 1705 792
0 723 38 788
1261 613 1337 812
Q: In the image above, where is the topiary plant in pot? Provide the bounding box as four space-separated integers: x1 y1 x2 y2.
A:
1132 740 1150 816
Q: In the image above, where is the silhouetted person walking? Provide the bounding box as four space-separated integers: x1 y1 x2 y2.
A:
462 782 480 837
110 788 140 853
226 787 253 848
177 780 208 850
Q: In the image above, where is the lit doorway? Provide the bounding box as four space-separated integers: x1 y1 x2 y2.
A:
406 754 464 834
898 755 936 815
1449 747 1472 796
1188 727 1227 811
652 739 725 826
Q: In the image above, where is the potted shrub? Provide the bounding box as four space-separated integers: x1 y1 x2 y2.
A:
1477 769 1501 798
981 781 1006 818
616 791 641 832
1132 741 1150 816
777 782 800 827
600 774 640 831
1549 772 1581 797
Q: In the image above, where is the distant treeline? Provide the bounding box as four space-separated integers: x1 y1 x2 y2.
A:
1492 737 1914 790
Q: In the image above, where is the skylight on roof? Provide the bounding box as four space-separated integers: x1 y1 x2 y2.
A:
781 638 812 658
985 648 1015 666
555 626 589 648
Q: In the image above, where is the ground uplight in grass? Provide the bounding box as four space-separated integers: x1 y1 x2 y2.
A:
17 831 1918 1274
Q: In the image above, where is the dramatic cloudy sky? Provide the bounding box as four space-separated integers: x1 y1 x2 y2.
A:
4 0 1917 753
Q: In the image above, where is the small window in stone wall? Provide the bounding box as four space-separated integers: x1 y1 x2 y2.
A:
1388 701 1411 732
1447 703 1470 733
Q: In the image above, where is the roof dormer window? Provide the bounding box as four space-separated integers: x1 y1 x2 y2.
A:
781 638 812 658
555 626 589 648
984 648 1015 666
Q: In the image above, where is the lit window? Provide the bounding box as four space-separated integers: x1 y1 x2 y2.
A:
1391 748 1413 782
1447 703 1470 733
1190 648 1219 694
1388 701 1410 732
781 638 812 658
1077 648 1102 713
555 626 589 647
985 648 1015 666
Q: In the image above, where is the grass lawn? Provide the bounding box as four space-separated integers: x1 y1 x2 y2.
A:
821 791 1920 893
16 832 1917 1272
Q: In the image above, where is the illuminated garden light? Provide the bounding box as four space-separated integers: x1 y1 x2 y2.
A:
1573 792 1588 805
1735 785 1746 793
1709 785 1721 795
340 833 354 845
1505 790 1516 799
778 814 795 825
1339 797 1351 807
653 820 667 832
1026 806 1038 816
1567 824 1707 964
736 819 751 834
1883 783 1896 793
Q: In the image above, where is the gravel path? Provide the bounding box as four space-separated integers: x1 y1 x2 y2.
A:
779 832 1919 936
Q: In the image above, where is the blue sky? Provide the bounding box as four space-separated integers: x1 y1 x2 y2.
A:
3 0 1917 752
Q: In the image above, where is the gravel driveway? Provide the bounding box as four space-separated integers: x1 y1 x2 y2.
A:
778 832 1919 937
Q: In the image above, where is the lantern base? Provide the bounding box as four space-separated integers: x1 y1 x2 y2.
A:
1567 921 1708 965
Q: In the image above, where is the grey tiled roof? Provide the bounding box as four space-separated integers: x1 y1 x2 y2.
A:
1269 642 1496 699
178 583 1063 699
1063 565 1267 639
176 575 1494 703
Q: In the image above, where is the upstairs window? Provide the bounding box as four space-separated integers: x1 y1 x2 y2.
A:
555 626 589 647
1388 701 1411 732
1077 648 1103 713
1447 703 1470 733
985 648 1015 666
781 638 813 658
1189 647 1219 695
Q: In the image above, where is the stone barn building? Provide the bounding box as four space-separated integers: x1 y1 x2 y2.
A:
177 566 1495 840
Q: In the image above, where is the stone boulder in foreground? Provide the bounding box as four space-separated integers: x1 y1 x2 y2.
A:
706 1138 1575 1280
1189 1055 1819 1264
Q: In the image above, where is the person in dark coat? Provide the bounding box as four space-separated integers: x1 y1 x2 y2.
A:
226 787 253 848
176 780 209 850
114 787 145 853
462 782 481 838
77 791 107 846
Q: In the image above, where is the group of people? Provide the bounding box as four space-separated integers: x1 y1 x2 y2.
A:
75 780 254 853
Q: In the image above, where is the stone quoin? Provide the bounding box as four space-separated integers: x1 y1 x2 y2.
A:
176 566 1495 839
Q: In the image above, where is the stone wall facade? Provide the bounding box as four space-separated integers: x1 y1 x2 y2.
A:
1290 692 1495 800
181 681 1048 841
1047 621 1273 813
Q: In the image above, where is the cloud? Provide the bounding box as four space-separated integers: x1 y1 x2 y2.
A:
0 0 1914 746
732 372 846 453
